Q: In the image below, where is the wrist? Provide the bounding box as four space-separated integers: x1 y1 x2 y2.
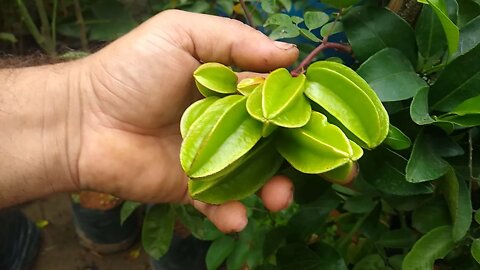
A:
0 60 85 206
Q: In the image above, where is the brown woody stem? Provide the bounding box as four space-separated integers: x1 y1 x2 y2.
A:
239 0 255 28
291 42 352 76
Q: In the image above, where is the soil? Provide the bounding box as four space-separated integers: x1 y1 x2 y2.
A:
21 193 151 270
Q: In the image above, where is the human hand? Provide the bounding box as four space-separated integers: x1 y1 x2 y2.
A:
73 10 299 232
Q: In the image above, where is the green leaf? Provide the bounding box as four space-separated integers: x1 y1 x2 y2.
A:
353 254 386 270
0 32 17 43
279 0 292 11
188 139 284 204
299 28 321 42
263 226 288 257
475 209 480 224
227 221 266 270
175 205 222 241
450 95 480 115
217 0 234 15
291 16 304 24
384 125 412 150
89 1 138 41
264 13 292 27
429 43 480 112
402 226 455 270
457 0 480 27
455 15 480 56
261 0 277 14
321 0 359 8
412 197 452 233
181 95 262 179
406 129 450 182
361 148 434 196
343 6 417 65
304 11 329 30
247 69 311 128
269 24 300 40
320 21 344 38
343 196 376 213
377 229 417 248
120 201 141 225
206 235 236 270
305 61 389 149
471 239 480 264
419 0 459 55
415 5 447 70
180 97 219 138
194 63 238 96
277 242 348 270
439 167 472 241
142 204 174 260
357 48 427 102
277 112 363 174
410 87 435 125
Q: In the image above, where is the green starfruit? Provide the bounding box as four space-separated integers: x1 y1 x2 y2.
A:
194 63 238 97
180 96 219 138
246 68 311 128
305 61 389 149
276 111 363 174
188 139 284 204
180 95 263 179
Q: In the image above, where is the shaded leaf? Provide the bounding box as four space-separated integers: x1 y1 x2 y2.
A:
402 226 455 270
120 201 141 225
353 254 386 270
206 235 235 270
377 228 417 248
406 129 450 182
429 43 480 112
456 15 480 56
142 204 174 260
384 124 412 150
357 48 427 102
320 21 344 38
415 5 447 69
410 87 435 125
343 6 417 65
299 28 321 42
412 197 451 233
277 242 347 270
471 239 480 264
304 11 329 30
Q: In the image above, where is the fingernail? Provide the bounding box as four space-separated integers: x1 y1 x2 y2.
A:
274 41 297 50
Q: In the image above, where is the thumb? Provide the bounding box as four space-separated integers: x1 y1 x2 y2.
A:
155 10 299 72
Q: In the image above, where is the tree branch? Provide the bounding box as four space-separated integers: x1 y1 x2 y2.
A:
239 0 255 28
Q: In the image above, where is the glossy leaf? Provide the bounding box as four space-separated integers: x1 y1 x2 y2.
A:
269 24 300 40
449 95 480 115
142 204 174 260
419 0 459 55
237 77 264 96
264 13 292 27
357 48 427 102
189 139 283 204
471 239 480 264
455 15 480 56
120 201 141 225
429 43 480 112
439 167 472 241
384 124 412 150
305 61 389 149
402 226 455 270
410 87 435 125
361 148 434 196
299 28 321 42
194 63 237 96
247 69 311 128
277 112 363 174
415 5 447 69
181 95 262 179
206 235 235 270
304 11 329 30
343 6 417 65
180 97 219 138
406 129 450 182
320 21 344 38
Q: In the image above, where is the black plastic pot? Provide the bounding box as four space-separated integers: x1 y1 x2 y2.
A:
149 234 210 270
71 201 139 253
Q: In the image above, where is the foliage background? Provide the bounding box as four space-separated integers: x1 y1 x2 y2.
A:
2 0 480 270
